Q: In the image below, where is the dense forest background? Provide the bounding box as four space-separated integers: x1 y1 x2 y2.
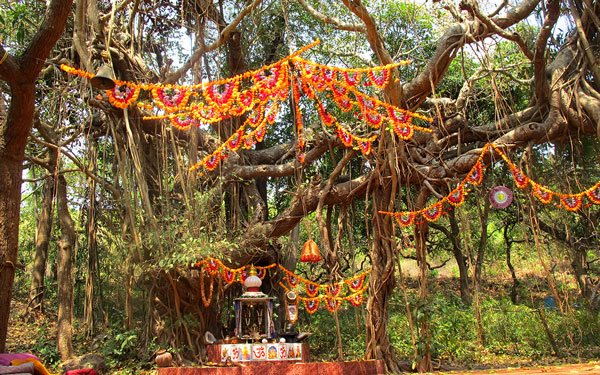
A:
1 0 600 373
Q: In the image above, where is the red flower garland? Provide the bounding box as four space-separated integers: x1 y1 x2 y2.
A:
448 186 465 206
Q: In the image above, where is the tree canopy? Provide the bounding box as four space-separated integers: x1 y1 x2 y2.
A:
1 0 600 372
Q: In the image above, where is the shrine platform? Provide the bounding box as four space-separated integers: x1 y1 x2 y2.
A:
157 360 385 375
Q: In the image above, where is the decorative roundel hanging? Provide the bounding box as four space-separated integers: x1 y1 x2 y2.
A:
489 186 513 209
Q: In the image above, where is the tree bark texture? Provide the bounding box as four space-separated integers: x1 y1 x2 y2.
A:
365 183 398 372
29 169 56 313
0 0 73 351
56 175 75 360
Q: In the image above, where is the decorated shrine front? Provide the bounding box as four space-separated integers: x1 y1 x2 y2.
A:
206 342 309 363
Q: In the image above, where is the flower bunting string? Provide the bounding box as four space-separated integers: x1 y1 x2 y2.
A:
380 143 600 226
192 258 370 312
292 58 433 156
61 39 434 172
279 282 368 313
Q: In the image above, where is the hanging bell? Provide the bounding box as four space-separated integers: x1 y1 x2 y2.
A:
90 64 116 90
300 239 322 262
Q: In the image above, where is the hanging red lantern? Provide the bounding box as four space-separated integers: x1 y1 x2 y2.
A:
300 239 322 262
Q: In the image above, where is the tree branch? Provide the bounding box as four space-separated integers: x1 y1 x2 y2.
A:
296 0 366 33
164 0 262 84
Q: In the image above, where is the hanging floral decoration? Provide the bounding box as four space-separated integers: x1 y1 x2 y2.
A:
560 196 582 211
287 272 299 287
107 84 140 109
200 269 214 308
191 258 370 311
61 39 434 173
586 183 600 204
349 293 363 307
304 299 320 314
305 282 320 298
327 284 343 298
448 186 465 207
531 182 553 204
347 274 366 292
379 143 600 226
223 268 237 284
279 282 368 313
326 298 342 312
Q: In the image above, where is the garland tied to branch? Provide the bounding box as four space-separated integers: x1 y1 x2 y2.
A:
192 258 370 312
380 143 600 226
61 40 433 172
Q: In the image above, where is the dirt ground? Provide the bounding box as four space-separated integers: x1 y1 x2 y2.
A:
425 362 600 374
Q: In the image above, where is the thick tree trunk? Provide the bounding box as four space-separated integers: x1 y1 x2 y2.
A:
0 0 74 350
29 169 56 313
365 185 398 372
0 156 26 352
0 83 36 352
56 175 75 360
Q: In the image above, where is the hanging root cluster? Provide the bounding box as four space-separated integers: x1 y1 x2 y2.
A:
149 267 236 363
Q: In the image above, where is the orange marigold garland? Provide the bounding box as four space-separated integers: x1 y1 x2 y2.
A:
395 212 415 227
107 84 140 109
356 136 376 156
586 182 600 204
204 151 222 171
334 95 353 112
336 125 354 147
200 269 214 307
326 284 343 298
286 271 299 287
305 282 320 298
204 80 239 108
238 90 254 110
326 297 342 312
349 293 363 307
367 69 390 89
228 129 245 151
60 64 95 79
531 183 553 204
510 167 529 189
560 195 582 211
304 299 320 314
223 268 237 284
342 70 361 86
448 186 466 206
347 274 366 292
422 202 443 222
170 113 198 131
316 101 335 127
151 86 192 112
364 110 384 128
248 104 266 127
207 258 220 274
466 161 484 186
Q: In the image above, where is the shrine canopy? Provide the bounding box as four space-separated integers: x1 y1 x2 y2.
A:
61 40 433 173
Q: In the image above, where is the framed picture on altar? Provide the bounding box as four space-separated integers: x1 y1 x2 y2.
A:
252 344 267 360
230 345 241 362
239 344 251 361
277 343 288 360
267 344 278 360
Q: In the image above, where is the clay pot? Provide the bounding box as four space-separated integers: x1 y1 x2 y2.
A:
155 350 173 367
